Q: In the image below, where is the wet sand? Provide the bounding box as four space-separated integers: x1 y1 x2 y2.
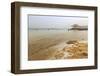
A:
28 30 88 60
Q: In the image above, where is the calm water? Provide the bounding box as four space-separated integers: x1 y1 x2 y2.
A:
29 30 87 42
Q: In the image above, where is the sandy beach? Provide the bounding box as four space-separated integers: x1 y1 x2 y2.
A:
28 30 88 60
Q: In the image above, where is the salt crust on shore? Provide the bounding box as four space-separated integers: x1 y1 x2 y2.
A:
48 40 88 59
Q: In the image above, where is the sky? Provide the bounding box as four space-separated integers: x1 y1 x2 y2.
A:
28 15 88 29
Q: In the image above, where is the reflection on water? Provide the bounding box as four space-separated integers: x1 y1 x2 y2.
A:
28 30 88 60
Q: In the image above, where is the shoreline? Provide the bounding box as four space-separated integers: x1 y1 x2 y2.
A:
28 40 88 60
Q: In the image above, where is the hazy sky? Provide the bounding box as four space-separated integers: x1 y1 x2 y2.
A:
28 15 88 28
